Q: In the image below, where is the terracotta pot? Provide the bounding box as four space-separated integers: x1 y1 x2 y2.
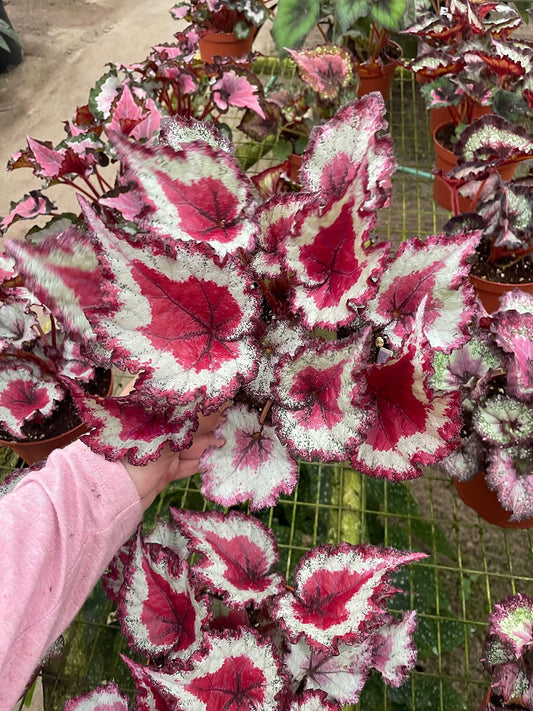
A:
454 471 533 529
469 273 533 314
198 29 254 63
0 371 114 466
429 103 492 134
288 153 303 184
432 123 517 213
356 41 402 101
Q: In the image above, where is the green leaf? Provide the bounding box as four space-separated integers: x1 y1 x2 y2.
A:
271 0 320 51
335 0 369 34
233 20 251 39
272 137 294 161
370 0 407 31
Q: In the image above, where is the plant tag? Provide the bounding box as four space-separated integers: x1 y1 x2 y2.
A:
377 346 394 364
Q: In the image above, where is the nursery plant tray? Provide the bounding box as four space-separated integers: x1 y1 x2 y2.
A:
10 70 533 711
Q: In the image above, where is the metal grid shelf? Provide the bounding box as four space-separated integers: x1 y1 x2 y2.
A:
7 68 533 710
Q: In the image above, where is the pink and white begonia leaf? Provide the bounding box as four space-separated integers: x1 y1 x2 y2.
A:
109 132 258 259
299 94 395 208
365 232 480 351
159 115 233 154
5 225 106 341
88 70 124 119
371 610 419 687
118 540 209 661
64 682 129 711
99 184 147 223
491 293 533 401
484 593 533 660
144 517 191 561
287 689 342 711
80 203 261 405
76 393 197 464
199 403 298 510
124 629 286 711
0 361 64 437
273 542 427 651
106 84 162 142
438 430 485 483
486 445 533 522
430 330 502 400
121 656 170 711
285 187 389 329
287 45 354 100
473 395 533 446
350 301 462 480
211 69 265 118
102 531 137 605
0 300 39 351
25 135 65 179
272 334 371 462
286 637 372 705
171 509 285 608
244 321 309 404
251 193 310 282
0 191 56 232
57 338 96 383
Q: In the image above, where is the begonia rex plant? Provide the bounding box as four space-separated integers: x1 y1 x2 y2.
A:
171 0 271 41
441 113 533 281
480 592 533 710
3 93 479 492
433 289 533 522
1 75 481 708
403 0 533 132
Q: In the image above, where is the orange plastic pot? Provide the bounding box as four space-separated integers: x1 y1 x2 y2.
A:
469 274 533 314
198 30 254 63
454 471 533 529
356 41 401 101
429 104 492 133
0 371 114 466
432 123 517 213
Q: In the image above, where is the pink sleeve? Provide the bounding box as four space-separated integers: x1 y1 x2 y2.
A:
0 440 143 709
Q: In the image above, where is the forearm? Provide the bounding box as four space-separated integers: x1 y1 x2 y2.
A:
0 440 142 709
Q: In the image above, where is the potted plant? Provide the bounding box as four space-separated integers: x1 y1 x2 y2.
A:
432 288 533 527
479 592 533 709
271 0 429 100
0 247 113 465
402 0 533 210
441 114 533 310
171 0 271 62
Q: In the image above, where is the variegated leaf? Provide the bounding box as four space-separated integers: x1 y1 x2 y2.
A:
171 509 285 608
199 404 298 510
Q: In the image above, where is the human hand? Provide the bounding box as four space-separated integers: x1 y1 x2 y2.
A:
122 408 227 511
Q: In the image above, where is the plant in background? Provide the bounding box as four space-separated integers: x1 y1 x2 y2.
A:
1 39 267 234
171 0 270 40
480 592 533 710
270 0 430 88
432 289 533 523
441 114 533 280
403 0 533 133
238 45 360 166
0 252 108 445
61 509 427 709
